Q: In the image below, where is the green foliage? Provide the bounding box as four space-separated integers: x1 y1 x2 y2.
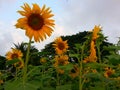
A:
41 31 114 60
0 55 6 70
13 42 41 66
1 31 120 90
6 59 20 66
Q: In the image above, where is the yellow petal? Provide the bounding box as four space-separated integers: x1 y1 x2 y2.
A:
44 7 50 13
34 31 40 42
32 3 41 13
41 5 46 14
43 26 53 36
21 3 31 13
42 13 54 18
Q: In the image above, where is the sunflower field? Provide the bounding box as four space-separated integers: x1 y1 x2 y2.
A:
0 3 120 90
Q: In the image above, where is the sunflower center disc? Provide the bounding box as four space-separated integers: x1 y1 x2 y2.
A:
11 53 18 59
28 14 44 30
58 42 65 50
59 60 65 65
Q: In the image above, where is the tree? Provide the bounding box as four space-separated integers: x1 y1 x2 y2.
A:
41 31 114 60
13 42 40 65
0 55 6 70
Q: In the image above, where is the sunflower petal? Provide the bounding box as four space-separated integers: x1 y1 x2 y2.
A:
26 29 34 39
44 7 50 13
41 4 46 14
33 31 40 42
21 3 31 13
42 13 54 18
17 11 26 16
38 31 44 41
32 3 41 13
43 26 53 36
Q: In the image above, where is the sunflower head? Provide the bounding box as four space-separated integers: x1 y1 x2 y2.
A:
54 55 69 67
83 41 97 63
104 67 115 78
53 37 69 55
0 80 3 85
15 3 55 42
14 58 24 69
57 68 64 74
6 49 23 60
70 65 79 78
83 57 89 63
92 25 101 41
40 57 47 64
89 41 97 62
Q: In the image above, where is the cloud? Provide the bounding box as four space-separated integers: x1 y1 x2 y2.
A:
0 0 14 8
0 32 14 56
55 0 120 43
0 0 16 4
0 0 120 55
0 20 27 56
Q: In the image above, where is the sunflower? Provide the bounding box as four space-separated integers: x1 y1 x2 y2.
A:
70 65 79 78
104 67 115 78
14 58 24 69
53 37 69 55
92 25 101 41
0 80 3 85
40 57 47 64
54 55 69 67
15 3 55 42
6 49 23 60
88 41 97 62
83 41 97 63
57 68 64 74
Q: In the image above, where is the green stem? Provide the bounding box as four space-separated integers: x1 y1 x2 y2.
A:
23 39 31 85
41 65 45 88
97 43 101 63
15 68 18 81
56 69 60 86
79 44 85 90
79 60 82 90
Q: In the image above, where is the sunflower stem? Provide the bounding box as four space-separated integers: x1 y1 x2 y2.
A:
79 44 85 90
97 42 101 63
15 68 18 81
23 39 31 86
56 69 60 86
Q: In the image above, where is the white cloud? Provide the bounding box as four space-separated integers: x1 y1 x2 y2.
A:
0 20 27 56
0 32 14 56
55 0 120 43
0 0 120 55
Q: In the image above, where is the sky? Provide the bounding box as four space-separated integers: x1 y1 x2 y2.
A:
0 0 120 56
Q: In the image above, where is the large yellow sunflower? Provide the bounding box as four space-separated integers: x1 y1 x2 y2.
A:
6 49 23 60
15 3 55 42
53 37 69 55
